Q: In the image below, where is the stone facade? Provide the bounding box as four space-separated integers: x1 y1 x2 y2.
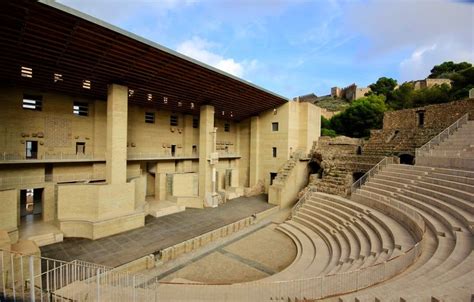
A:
364 98 474 157
0 85 320 240
409 78 452 90
331 83 370 102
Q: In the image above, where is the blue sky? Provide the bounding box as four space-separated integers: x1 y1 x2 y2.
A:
58 0 473 98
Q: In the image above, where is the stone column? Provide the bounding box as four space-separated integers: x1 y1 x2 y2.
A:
233 123 241 186
183 115 194 172
249 116 260 186
106 84 128 184
42 184 55 222
198 105 214 200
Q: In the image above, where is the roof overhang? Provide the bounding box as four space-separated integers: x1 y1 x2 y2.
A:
0 0 288 121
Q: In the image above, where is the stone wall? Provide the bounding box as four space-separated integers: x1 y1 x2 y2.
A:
411 78 451 90
364 99 474 156
383 98 474 130
309 136 383 197
330 84 371 102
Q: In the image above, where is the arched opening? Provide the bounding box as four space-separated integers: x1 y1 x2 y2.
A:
356 146 362 155
352 172 365 183
308 161 323 178
399 154 415 165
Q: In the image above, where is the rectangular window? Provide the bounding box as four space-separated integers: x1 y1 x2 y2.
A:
22 94 42 111
417 111 425 128
272 147 277 158
192 145 197 155
224 123 230 132
73 101 88 116
25 141 38 159
171 144 176 157
76 142 85 154
170 115 178 126
193 116 199 128
145 112 155 124
272 122 279 131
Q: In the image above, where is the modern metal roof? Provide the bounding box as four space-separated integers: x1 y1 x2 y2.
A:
0 0 288 121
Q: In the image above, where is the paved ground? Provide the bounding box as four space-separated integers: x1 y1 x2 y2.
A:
159 224 297 283
40 194 274 267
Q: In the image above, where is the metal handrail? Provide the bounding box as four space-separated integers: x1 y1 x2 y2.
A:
350 156 398 194
291 186 316 218
415 113 469 157
1 190 426 301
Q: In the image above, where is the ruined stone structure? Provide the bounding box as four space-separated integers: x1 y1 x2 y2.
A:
408 77 452 90
331 83 371 101
308 136 383 196
364 98 474 161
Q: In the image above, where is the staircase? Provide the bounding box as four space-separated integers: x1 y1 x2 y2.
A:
416 114 473 170
273 158 297 185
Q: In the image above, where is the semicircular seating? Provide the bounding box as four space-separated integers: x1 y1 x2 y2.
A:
153 155 473 301
253 160 472 301
332 164 474 301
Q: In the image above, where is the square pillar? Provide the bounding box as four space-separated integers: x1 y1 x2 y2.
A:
106 84 128 184
198 105 214 200
249 116 260 186
183 115 194 172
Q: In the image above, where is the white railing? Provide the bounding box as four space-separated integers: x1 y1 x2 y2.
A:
127 152 190 159
1 236 424 302
0 173 106 188
415 113 469 157
350 156 399 194
0 152 101 161
217 151 240 158
128 152 240 159
0 170 142 188
1 189 426 302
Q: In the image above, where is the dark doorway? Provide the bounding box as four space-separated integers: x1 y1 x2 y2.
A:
171 145 176 157
20 188 43 224
356 146 362 155
399 154 415 165
353 172 365 183
270 172 278 185
308 161 323 178
25 140 38 159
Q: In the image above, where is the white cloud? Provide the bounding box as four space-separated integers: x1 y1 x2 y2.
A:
345 0 473 79
400 41 474 81
176 36 258 78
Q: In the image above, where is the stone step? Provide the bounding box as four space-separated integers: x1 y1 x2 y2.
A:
147 201 185 218
27 231 63 247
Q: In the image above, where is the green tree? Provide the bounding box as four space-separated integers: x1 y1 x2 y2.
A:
389 82 415 110
449 66 474 99
321 128 337 137
330 94 387 138
368 77 398 97
428 61 472 79
411 84 451 107
321 116 331 129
